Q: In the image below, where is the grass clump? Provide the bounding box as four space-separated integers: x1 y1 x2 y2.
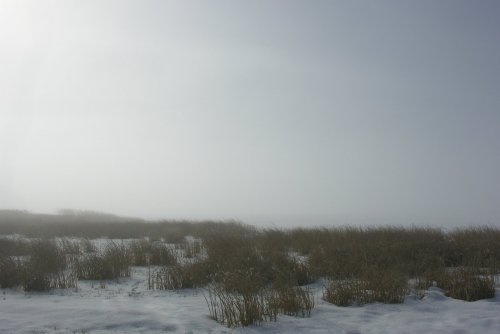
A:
437 267 495 301
323 270 408 306
0 255 21 288
0 238 30 256
22 240 76 291
323 279 368 306
152 262 211 290
0 239 76 291
205 282 314 328
274 285 314 317
364 269 408 304
129 239 177 266
205 282 278 327
74 242 131 280
204 269 314 328
446 227 500 271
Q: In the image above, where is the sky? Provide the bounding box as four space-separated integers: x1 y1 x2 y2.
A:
1 0 499 227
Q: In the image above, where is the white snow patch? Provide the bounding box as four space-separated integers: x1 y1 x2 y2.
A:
1 268 499 333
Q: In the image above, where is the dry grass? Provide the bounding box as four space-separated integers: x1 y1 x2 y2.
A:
1 218 499 308
323 279 368 306
129 239 177 266
0 212 251 241
0 238 30 256
74 242 131 281
446 227 500 271
205 281 314 327
0 255 21 288
152 262 211 290
274 285 315 317
178 238 204 259
364 269 408 304
436 267 495 301
307 227 445 280
21 240 76 291
205 283 278 327
323 269 408 306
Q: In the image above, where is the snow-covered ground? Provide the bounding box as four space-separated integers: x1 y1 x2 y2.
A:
1 267 499 334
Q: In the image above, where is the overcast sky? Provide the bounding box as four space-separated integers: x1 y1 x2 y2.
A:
1 0 499 226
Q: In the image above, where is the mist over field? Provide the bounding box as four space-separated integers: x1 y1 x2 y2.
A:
1 0 500 227
3 3 500 333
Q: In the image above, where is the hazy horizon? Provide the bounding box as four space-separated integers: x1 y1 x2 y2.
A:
1 0 500 227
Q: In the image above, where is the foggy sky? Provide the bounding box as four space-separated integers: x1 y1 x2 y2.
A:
1 0 500 227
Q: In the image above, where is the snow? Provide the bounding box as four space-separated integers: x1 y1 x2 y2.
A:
1 267 499 334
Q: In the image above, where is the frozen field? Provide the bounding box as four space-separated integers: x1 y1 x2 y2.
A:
1 267 499 334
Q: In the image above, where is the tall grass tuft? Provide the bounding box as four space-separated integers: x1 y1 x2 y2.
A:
22 239 76 291
323 279 368 306
204 269 314 328
437 267 495 301
74 242 131 281
0 255 21 288
323 269 408 306
152 262 211 290
274 285 315 317
129 239 177 266
205 283 278 327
